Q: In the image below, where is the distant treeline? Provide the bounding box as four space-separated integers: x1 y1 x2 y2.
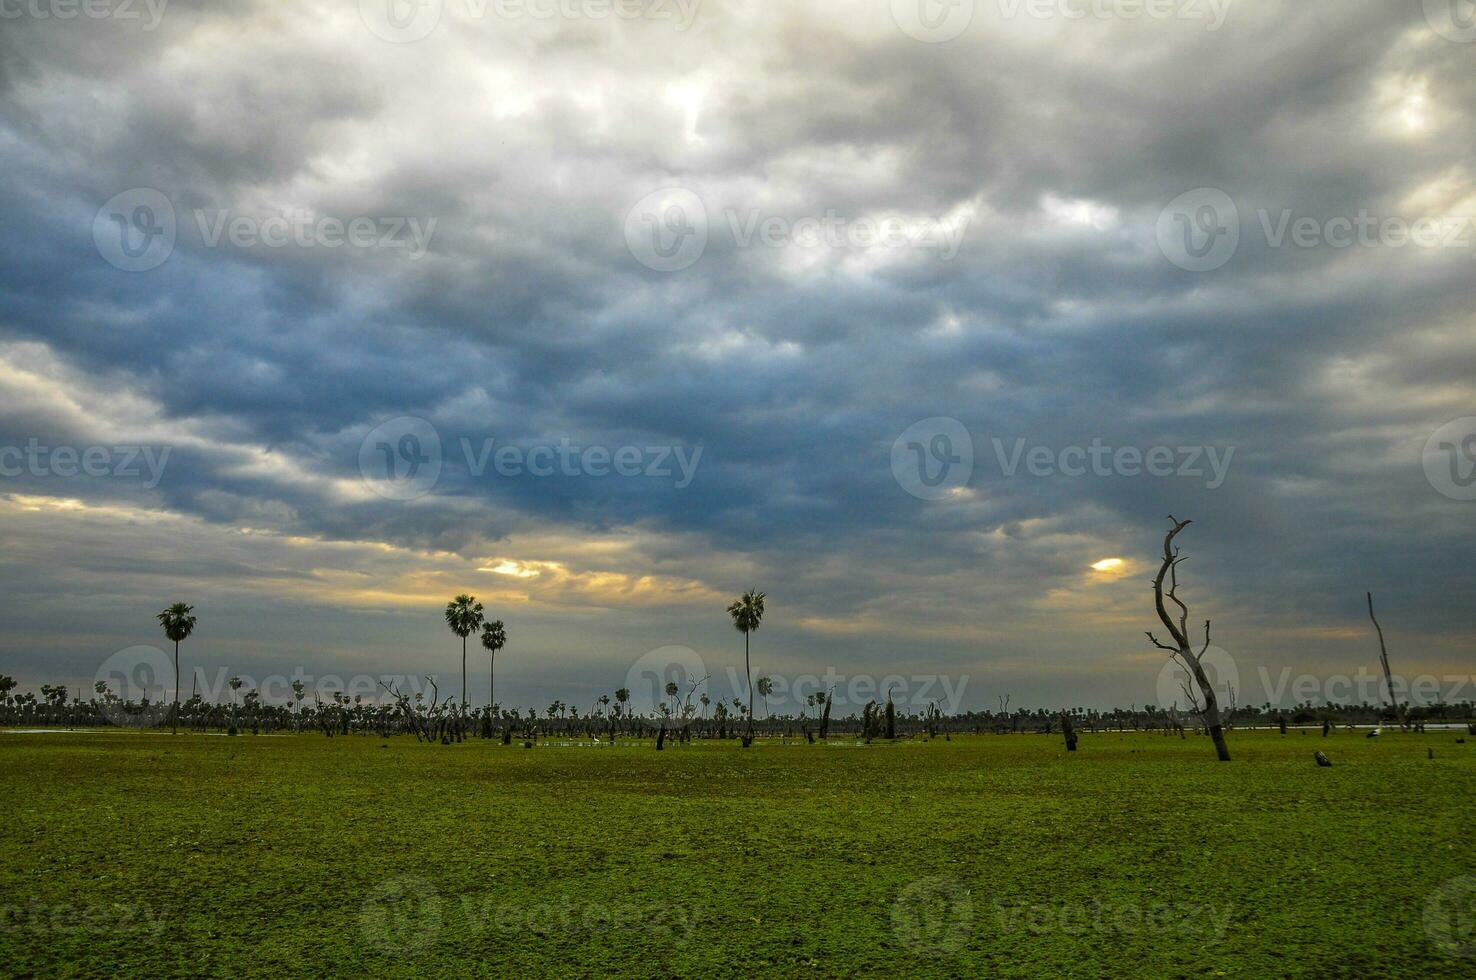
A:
1 675 1471 742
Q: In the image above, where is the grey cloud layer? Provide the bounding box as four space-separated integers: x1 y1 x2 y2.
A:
0 0 1472 707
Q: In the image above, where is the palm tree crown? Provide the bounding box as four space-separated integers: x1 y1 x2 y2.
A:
480 620 506 653
727 590 765 634
445 595 484 637
157 603 197 643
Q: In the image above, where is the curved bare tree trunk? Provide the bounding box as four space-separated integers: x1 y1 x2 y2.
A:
1147 517 1231 762
1367 592 1403 729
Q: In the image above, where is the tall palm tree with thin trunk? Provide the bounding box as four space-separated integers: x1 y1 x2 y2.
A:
481 619 507 713
156 603 197 735
727 590 765 746
444 595 484 710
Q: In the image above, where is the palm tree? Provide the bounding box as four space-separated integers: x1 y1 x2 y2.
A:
726 589 766 744
156 602 197 735
444 594 484 709
480 620 507 712
228 676 242 732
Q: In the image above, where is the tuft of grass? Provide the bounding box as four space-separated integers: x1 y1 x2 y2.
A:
0 730 1471 977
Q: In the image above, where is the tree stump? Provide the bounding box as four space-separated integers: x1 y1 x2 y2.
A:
1061 711 1078 752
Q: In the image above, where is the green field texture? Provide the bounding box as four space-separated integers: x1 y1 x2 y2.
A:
2 730 1472 978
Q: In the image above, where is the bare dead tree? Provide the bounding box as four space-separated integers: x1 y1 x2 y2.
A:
1177 673 1203 723
1146 516 1232 762
677 673 709 740
312 691 333 737
424 676 449 743
380 680 430 743
1367 592 1405 730
1166 703 1186 739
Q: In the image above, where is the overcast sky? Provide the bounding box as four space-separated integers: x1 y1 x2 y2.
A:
1 0 1473 714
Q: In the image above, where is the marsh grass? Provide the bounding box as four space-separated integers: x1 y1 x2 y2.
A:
1 730 1471 977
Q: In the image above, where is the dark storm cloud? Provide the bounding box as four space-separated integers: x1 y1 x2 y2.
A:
0 0 1472 706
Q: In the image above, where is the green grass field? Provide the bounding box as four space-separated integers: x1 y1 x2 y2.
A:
2 729 1473 978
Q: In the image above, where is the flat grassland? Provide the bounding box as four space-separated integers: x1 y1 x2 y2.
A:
1 730 1472 978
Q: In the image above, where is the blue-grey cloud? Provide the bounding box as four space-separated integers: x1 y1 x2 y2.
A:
1 0 1473 711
